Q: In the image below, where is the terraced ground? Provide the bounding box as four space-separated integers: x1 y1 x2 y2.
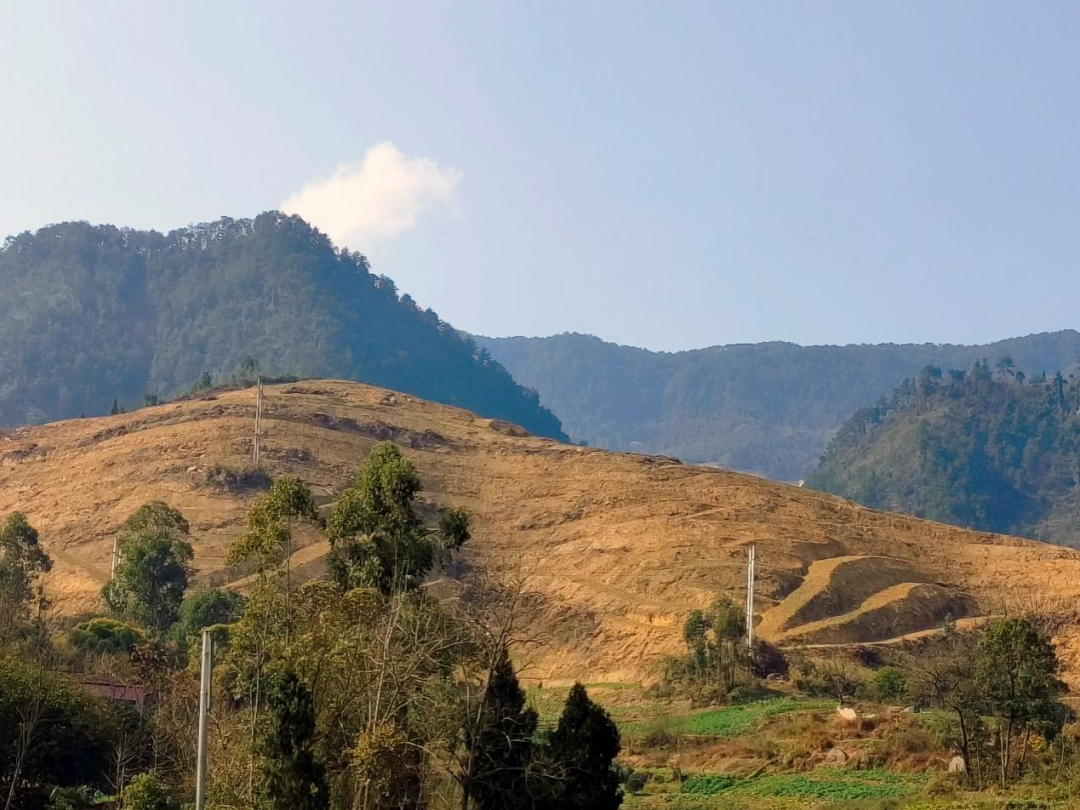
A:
4 380 1080 685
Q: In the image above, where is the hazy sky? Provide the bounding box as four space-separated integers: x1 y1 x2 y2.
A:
3 2 1079 351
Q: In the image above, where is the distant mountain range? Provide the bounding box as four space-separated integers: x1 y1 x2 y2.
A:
808 362 1080 546
0 213 566 440
477 331 1080 481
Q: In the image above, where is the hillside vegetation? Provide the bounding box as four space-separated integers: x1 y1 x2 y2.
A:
0 213 566 440
808 361 1080 547
6 384 1080 806
477 332 1080 480
7 380 1080 689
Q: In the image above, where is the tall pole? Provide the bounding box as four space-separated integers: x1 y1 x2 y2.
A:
111 534 120 578
195 628 213 810
746 544 756 650
252 378 264 467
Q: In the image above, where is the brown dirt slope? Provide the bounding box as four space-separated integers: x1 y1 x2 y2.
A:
4 380 1080 685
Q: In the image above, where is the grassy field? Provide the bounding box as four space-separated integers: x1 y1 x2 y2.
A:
619 696 835 739
531 686 1070 810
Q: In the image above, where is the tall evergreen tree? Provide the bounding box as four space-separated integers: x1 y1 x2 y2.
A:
259 670 328 810
465 650 538 810
546 684 622 810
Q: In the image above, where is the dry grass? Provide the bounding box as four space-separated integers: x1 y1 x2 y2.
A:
5 380 1080 686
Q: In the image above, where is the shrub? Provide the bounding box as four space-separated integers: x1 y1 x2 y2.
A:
751 639 789 678
873 666 908 703
624 771 651 793
70 617 145 655
177 588 245 639
123 772 179 810
202 464 272 493
882 718 937 755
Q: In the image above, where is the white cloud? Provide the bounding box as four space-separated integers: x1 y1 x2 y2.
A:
282 142 462 246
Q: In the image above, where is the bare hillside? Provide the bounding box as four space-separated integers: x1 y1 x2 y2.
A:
4 380 1080 685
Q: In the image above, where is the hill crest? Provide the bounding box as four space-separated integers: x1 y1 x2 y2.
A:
0 213 566 441
5 380 1080 686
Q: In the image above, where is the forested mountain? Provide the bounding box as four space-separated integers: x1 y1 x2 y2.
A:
0 213 566 439
807 362 1080 546
477 332 1080 480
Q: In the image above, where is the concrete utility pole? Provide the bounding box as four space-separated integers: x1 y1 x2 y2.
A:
745 544 756 650
252 378 264 467
195 628 213 810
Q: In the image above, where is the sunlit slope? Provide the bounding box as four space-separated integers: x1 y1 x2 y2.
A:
4 380 1080 685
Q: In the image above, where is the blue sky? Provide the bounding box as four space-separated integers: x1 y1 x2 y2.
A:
2 2 1079 351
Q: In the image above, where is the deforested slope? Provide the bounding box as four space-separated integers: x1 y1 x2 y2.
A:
5 380 1080 686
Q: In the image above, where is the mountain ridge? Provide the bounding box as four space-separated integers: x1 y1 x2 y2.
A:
808 361 1080 547
0 212 567 441
477 330 1080 480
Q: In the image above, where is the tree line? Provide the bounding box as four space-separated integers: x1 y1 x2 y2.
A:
478 331 1080 480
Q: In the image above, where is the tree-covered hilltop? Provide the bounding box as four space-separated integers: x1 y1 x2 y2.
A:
476 332 1080 480
0 213 566 440
807 361 1080 546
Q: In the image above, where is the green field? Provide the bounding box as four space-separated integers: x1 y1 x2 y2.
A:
621 696 835 739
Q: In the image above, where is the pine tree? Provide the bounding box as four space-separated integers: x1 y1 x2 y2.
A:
110 397 121 415
547 684 622 810
258 670 329 810
466 650 538 809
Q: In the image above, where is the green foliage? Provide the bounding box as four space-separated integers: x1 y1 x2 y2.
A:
0 512 52 639
176 588 245 638
120 501 191 539
327 443 460 593
810 362 1080 544
258 669 329 810
479 331 1080 480
122 772 178 810
676 769 925 801
0 215 567 441
438 506 471 552
227 477 317 569
0 656 119 804
46 785 112 809
975 616 1066 785
467 650 539 809
873 666 908 703
672 596 750 703
103 503 193 634
623 697 833 739
547 683 623 810
677 774 737 795
70 617 145 655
